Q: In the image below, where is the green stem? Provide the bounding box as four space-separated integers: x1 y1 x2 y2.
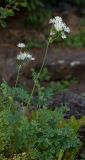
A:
37 41 49 78
15 65 21 87
58 150 64 160
26 25 54 108
26 40 50 107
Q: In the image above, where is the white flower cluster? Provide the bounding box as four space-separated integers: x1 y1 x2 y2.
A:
17 43 35 61
17 43 25 48
49 16 70 39
17 52 35 61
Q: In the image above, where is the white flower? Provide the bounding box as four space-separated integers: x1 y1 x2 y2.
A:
17 43 25 48
64 26 70 33
49 16 62 24
61 32 66 39
50 31 55 36
49 16 70 39
17 52 35 61
62 23 70 33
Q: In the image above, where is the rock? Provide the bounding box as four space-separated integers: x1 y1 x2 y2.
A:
50 91 85 118
69 83 85 94
66 12 81 33
58 1 72 15
0 45 85 86
0 44 17 82
17 47 85 82
78 7 85 16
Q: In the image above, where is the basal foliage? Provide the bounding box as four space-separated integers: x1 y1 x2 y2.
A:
0 83 85 160
0 78 73 108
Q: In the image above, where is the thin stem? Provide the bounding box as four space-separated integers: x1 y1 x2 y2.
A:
37 41 49 78
26 25 53 108
15 65 21 87
27 84 35 105
58 150 64 160
26 41 50 107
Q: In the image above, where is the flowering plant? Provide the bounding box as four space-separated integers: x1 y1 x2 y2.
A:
0 16 85 160
16 16 70 105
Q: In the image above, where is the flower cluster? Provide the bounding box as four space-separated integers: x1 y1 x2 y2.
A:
49 16 70 39
17 43 35 61
17 52 35 61
17 43 25 48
